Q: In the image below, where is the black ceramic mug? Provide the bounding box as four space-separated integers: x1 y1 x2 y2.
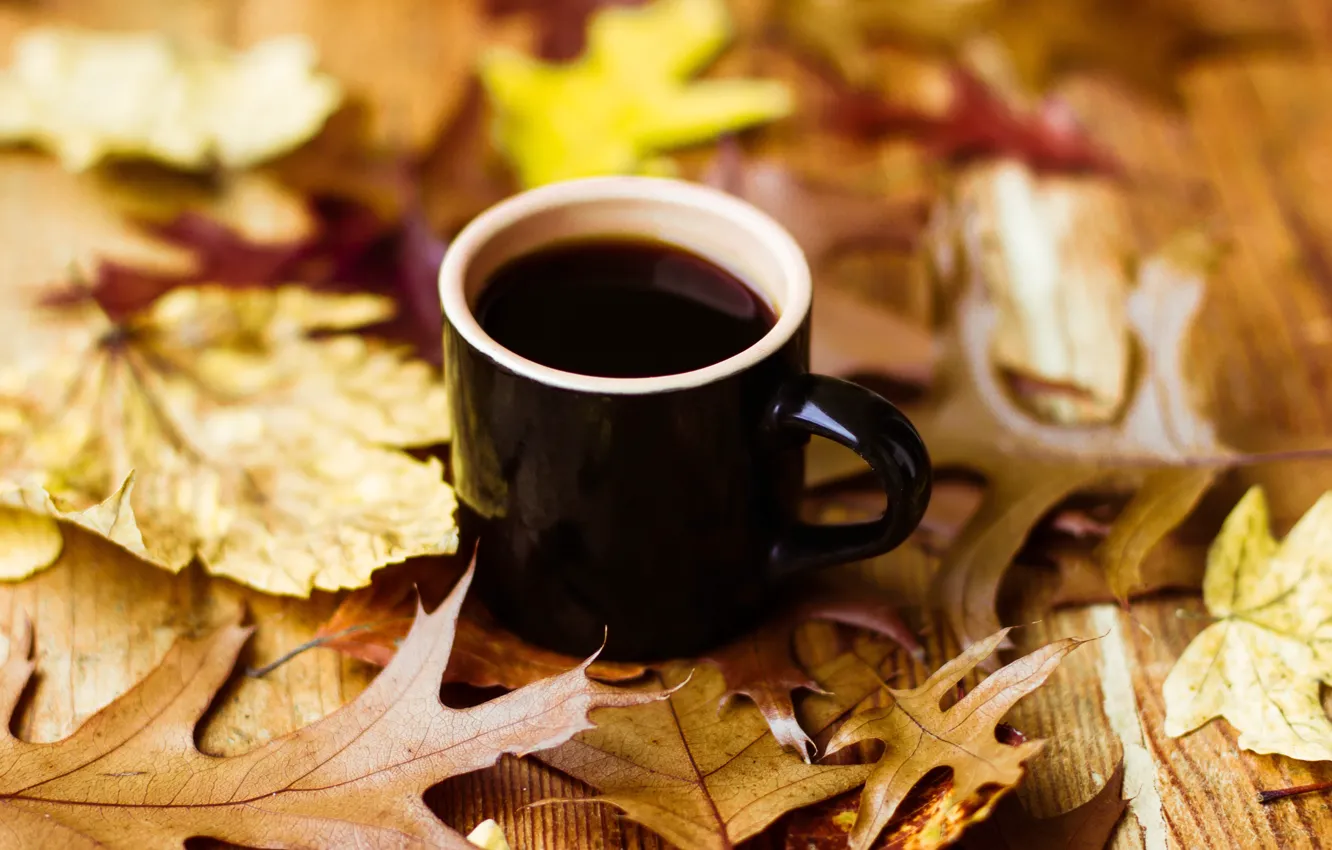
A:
440 177 931 660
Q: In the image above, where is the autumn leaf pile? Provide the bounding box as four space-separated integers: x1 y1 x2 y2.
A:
3 0 1332 847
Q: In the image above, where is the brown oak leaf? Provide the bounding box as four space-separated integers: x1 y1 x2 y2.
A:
0 565 664 848
309 560 647 689
0 284 458 595
957 759 1127 849
827 628 1088 849
536 649 893 850
704 590 921 761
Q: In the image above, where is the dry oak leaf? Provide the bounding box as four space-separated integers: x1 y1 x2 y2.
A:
0 564 664 848
537 649 893 850
829 628 1087 850
0 27 341 171
480 0 792 187
920 165 1231 652
0 284 458 595
236 0 481 152
1163 486 1332 761
704 590 922 761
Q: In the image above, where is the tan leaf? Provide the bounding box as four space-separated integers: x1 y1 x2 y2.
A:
0 27 341 170
924 164 1231 652
1163 487 1332 761
537 650 891 850
0 564 665 847
0 284 458 595
236 0 482 152
828 629 1088 849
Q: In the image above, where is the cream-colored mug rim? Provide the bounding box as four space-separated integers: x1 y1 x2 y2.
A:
438 176 812 396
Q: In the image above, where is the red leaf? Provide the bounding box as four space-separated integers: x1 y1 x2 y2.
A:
832 69 1118 175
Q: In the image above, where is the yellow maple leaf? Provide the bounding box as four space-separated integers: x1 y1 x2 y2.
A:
0 28 342 171
480 0 792 187
1163 486 1332 761
0 285 457 596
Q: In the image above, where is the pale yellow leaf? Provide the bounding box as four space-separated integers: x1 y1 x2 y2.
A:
466 820 512 850
0 285 457 597
0 27 341 170
1163 487 1332 761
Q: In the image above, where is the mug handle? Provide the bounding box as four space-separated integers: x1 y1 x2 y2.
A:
763 374 932 579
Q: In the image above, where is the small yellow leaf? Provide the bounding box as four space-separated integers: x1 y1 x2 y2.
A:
1163 487 1332 761
480 0 792 187
0 28 342 170
0 286 457 597
467 819 512 850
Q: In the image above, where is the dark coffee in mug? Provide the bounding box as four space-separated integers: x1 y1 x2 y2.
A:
475 239 777 378
440 177 931 662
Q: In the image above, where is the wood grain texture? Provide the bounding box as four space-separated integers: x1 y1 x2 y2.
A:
4 0 1332 847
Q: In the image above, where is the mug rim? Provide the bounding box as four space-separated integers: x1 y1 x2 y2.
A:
438 176 812 395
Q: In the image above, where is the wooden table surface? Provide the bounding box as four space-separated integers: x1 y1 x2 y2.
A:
6 0 1332 848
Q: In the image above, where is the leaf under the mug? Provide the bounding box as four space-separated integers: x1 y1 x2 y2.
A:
310 562 648 688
